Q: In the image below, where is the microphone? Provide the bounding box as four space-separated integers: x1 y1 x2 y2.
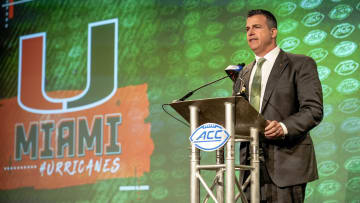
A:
225 63 245 82
231 63 247 98
177 63 245 102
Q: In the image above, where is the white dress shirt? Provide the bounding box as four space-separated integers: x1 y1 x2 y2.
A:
249 46 288 135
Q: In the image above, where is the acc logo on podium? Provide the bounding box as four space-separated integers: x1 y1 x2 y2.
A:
190 123 230 151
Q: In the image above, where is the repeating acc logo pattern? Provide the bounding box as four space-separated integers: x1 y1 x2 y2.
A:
330 23 355 38
338 98 360 113
276 2 297 16
303 29 327 45
317 66 331 81
323 200 339 203
279 19 298 33
305 185 314 199
307 48 328 62
146 0 359 201
334 60 359 76
279 37 300 51
317 180 342 196
312 122 336 138
300 0 323 9
328 4 353 20
231 50 251 64
336 78 360 94
344 156 360 173
332 41 358 57
301 12 325 27
346 177 360 192
315 141 337 157
341 117 360 133
318 160 339 177
323 104 333 118
322 84 333 98
343 137 360 153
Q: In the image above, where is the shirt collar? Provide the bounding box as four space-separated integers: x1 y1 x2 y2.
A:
255 46 280 63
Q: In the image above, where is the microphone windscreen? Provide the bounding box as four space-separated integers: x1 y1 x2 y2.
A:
225 64 245 82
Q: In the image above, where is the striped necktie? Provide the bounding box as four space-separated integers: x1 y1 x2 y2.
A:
250 58 266 112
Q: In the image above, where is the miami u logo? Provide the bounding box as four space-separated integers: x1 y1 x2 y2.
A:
18 19 118 114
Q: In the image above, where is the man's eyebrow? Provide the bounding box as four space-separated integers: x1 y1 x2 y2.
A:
252 23 262 27
246 24 262 29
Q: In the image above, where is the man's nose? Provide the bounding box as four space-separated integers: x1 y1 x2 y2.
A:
247 28 254 36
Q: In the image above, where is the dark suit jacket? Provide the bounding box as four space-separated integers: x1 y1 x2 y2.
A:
233 50 323 187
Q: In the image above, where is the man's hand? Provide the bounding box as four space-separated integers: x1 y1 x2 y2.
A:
265 120 285 139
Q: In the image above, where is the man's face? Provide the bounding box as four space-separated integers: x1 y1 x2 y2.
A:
246 14 277 56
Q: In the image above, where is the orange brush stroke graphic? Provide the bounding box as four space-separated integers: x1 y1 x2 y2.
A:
0 84 153 189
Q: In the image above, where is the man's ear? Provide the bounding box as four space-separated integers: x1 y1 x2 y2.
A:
271 28 278 39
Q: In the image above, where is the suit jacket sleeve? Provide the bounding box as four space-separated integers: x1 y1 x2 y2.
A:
282 56 323 140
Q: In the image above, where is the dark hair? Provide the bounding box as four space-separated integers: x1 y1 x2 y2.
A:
247 9 277 29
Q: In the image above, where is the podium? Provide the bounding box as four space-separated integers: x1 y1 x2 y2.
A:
170 96 266 203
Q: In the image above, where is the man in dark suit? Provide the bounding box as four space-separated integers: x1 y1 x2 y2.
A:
233 9 323 202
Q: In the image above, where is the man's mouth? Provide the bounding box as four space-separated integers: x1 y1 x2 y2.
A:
249 38 258 42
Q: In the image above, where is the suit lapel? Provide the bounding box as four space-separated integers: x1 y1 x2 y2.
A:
260 50 289 114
